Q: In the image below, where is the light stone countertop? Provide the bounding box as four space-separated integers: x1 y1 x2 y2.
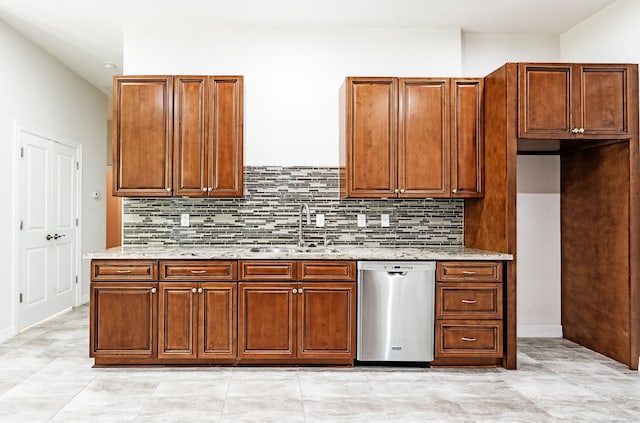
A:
85 245 513 261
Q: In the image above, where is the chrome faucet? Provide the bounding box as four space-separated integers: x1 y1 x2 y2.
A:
298 203 311 247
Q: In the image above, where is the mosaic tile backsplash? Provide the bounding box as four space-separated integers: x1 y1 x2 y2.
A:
122 167 464 247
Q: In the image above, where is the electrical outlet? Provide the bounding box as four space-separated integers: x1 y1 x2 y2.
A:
180 213 189 227
357 214 367 228
316 214 325 227
381 214 390 227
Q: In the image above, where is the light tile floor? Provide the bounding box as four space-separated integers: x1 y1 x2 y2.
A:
0 305 639 422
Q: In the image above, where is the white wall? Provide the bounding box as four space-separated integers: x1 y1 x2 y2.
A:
123 25 462 166
462 33 563 337
0 20 106 341
561 0 640 62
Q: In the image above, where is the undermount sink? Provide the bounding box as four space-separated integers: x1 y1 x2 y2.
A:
248 246 339 254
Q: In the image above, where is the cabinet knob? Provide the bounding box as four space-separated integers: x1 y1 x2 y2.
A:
198 288 203 293
400 189 405 193
579 128 585 134
572 128 580 134
298 288 303 294
208 187 213 192
191 288 197 293
202 188 207 192
452 189 457 194
293 288 298 294
166 188 171 192
394 189 399 194
151 288 157 294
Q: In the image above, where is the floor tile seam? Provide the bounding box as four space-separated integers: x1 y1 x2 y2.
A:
45 370 102 422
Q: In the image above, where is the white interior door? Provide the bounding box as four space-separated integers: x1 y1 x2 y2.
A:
18 130 78 330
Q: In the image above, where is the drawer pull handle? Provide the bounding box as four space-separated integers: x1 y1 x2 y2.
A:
190 270 207 274
461 337 477 342
461 299 477 304
462 271 477 275
116 269 132 273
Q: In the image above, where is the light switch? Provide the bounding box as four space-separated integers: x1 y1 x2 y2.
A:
357 214 367 228
381 214 390 227
316 214 325 227
180 213 189 227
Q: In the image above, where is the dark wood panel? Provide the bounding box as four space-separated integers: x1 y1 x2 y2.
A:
464 63 518 370
90 282 157 357
397 78 449 197
113 76 173 196
238 283 296 359
158 284 197 359
344 77 397 197
209 76 244 197
159 260 237 281
561 142 631 366
437 262 502 283
199 283 237 358
297 261 356 281
173 76 208 197
297 283 356 359
92 260 158 281
239 261 297 281
436 283 502 319
451 78 484 198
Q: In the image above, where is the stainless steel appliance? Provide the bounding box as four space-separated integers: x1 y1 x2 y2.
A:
357 261 436 362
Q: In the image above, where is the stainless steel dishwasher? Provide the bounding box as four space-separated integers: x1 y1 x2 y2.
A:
357 261 436 362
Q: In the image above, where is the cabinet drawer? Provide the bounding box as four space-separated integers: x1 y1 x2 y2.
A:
436 320 503 358
92 260 158 281
159 261 237 281
239 261 297 281
298 261 356 281
436 283 502 319
437 262 502 282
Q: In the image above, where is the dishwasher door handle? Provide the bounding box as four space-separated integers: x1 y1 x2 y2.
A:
386 271 408 277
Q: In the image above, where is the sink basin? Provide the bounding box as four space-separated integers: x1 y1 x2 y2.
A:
248 246 340 254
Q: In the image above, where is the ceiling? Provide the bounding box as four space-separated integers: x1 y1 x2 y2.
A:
0 0 616 95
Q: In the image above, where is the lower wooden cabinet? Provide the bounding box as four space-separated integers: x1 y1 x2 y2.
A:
433 261 504 366
90 282 158 359
238 281 356 363
158 282 237 360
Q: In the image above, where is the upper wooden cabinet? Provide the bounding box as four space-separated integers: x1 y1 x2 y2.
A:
113 75 244 197
340 76 483 199
173 76 243 197
518 63 633 140
113 76 173 196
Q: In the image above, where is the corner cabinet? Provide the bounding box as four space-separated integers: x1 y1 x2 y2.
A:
113 76 173 196
339 76 483 199
518 63 633 140
113 75 244 197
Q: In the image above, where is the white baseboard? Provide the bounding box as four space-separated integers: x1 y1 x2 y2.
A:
518 325 563 338
79 293 89 306
0 326 15 344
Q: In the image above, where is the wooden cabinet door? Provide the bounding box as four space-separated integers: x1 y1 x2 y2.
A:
344 77 397 197
113 76 173 196
199 282 237 359
578 65 631 138
398 78 449 197
158 283 197 359
90 282 157 358
451 79 484 198
208 76 244 197
518 64 573 139
238 283 296 359
173 76 208 197
297 283 356 359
